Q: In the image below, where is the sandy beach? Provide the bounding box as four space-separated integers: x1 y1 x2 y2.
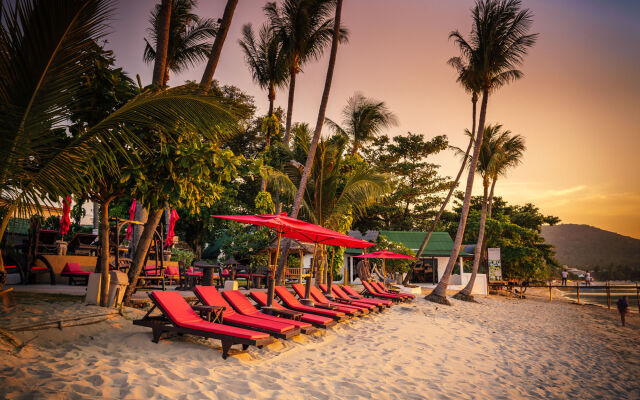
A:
1 288 638 400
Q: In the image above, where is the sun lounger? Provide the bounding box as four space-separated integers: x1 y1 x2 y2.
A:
274 286 347 321
249 291 336 328
291 284 364 316
222 290 316 334
320 284 389 310
307 285 376 314
371 281 415 299
340 285 394 307
193 286 300 339
361 281 407 302
60 262 91 285
133 291 273 359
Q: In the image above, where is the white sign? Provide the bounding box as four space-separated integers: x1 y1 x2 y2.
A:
487 247 502 282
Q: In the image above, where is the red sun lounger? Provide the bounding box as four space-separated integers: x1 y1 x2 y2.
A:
307 285 376 314
361 281 407 302
340 285 394 307
274 286 347 321
222 290 316 334
291 284 363 316
320 284 389 310
371 281 415 299
249 291 336 329
194 286 300 339
60 262 91 285
133 291 273 359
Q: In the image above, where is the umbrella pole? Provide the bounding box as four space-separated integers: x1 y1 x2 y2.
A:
302 242 318 306
326 246 335 299
266 231 281 308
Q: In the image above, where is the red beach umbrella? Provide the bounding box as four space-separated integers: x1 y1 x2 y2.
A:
59 196 71 236
126 199 136 240
165 209 179 247
211 213 373 307
354 250 416 278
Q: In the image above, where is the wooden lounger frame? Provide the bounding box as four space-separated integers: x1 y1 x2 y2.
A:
133 294 273 359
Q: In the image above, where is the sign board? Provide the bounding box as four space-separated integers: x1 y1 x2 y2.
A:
487 247 502 282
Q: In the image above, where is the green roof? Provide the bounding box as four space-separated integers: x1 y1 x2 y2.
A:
345 230 471 257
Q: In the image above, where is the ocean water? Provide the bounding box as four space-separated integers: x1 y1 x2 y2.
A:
557 285 639 313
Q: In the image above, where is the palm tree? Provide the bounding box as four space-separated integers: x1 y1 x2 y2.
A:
144 0 218 86
201 0 238 94
325 93 398 155
239 23 289 122
426 0 537 305
151 0 173 86
269 132 389 289
454 125 525 301
487 134 525 217
273 0 345 286
265 0 347 147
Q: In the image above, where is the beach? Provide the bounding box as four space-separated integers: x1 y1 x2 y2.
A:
1 288 638 400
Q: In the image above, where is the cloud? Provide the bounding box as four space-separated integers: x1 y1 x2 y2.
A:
543 185 586 197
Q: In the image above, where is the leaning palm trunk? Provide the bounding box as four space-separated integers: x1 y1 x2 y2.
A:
200 0 238 94
274 0 343 286
487 177 497 218
122 209 164 306
454 179 489 301
426 88 489 305
152 0 172 87
406 93 477 286
98 201 111 306
282 68 297 147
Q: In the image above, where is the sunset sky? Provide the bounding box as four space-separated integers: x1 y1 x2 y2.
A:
109 0 640 238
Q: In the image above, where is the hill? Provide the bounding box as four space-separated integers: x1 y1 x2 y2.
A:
541 224 640 268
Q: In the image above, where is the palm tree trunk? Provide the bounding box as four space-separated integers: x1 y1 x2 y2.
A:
152 0 172 87
454 179 489 301
405 93 477 285
275 0 343 284
93 202 99 230
426 87 489 305
0 203 18 284
99 201 111 307
487 177 497 218
268 85 275 117
122 209 164 306
282 68 297 147
200 0 238 94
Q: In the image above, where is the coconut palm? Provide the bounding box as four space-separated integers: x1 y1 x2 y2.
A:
487 134 525 217
144 0 218 86
264 0 348 147
325 93 398 155
426 0 537 305
239 23 289 120
0 0 239 291
201 0 238 93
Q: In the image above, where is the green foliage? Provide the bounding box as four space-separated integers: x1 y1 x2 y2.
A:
373 235 415 274
254 192 275 214
356 132 451 231
261 114 281 144
170 248 196 267
220 222 273 263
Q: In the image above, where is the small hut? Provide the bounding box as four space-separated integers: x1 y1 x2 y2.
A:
263 239 315 283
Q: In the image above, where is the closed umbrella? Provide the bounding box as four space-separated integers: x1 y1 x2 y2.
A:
126 199 136 240
59 196 71 236
165 209 179 247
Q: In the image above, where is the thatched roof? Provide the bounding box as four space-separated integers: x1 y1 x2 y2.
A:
264 238 315 254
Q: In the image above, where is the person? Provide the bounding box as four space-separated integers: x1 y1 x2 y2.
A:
585 271 591 286
617 296 629 326
561 270 568 286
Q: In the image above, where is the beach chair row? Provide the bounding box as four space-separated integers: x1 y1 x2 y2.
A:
133 282 413 359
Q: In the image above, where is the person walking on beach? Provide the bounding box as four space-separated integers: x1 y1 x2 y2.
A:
585 271 592 286
561 270 568 286
617 296 629 326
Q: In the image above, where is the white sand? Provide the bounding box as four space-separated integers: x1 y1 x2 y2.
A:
1 288 638 399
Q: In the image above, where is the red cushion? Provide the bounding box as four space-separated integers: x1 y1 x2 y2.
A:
31 266 48 271
4 265 17 269
250 291 334 327
341 285 363 298
165 266 179 276
223 313 295 333
222 290 260 316
309 286 330 303
194 286 236 317
275 286 345 318
249 291 285 309
291 283 308 299
150 291 269 340
372 281 415 298
236 273 250 278
186 267 203 276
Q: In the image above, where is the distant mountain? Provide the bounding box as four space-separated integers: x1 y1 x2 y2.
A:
541 224 640 268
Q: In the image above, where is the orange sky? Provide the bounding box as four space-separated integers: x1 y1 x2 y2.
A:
111 0 640 238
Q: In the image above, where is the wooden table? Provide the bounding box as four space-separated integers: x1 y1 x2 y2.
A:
194 262 220 286
193 305 225 323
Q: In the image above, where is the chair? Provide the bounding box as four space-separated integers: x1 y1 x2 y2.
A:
133 291 273 359
249 291 336 329
305 285 374 314
193 286 300 339
371 281 415 300
320 284 389 310
222 290 316 334
291 283 364 316
341 284 395 307
274 286 346 321
66 233 98 255
361 281 407 302
60 262 91 285
163 265 180 285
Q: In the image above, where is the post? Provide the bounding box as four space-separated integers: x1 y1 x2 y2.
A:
549 281 552 302
636 283 639 313
606 281 611 310
302 243 318 306
298 249 303 283
266 232 281 308
576 281 580 304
